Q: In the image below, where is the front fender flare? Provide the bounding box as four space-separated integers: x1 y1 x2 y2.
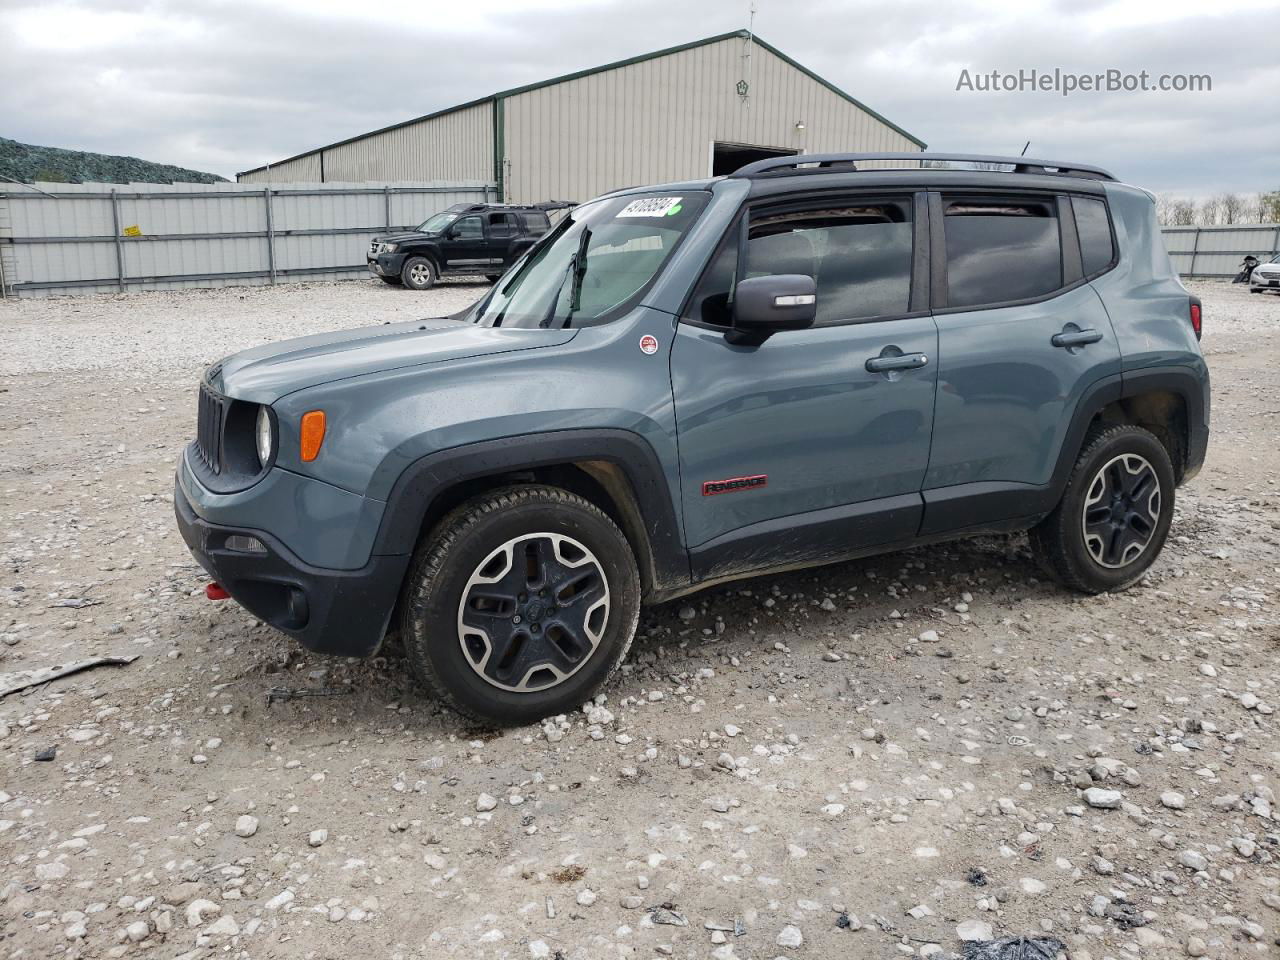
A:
370 429 691 598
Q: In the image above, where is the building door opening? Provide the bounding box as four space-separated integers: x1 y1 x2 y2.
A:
711 141 799 177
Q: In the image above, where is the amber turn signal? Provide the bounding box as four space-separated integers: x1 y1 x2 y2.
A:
299 410 326 462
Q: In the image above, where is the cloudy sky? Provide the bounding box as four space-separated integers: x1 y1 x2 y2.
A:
2 0 1277 198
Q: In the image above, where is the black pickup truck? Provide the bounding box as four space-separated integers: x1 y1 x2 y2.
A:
367 202 570 290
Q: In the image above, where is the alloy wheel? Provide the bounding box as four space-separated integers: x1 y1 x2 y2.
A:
1081 453 1161 569
456 533 610 692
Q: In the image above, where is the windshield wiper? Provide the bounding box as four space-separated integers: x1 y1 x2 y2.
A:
539 226 591 329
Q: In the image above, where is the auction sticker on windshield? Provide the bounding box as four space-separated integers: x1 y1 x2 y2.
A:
617 196 683 218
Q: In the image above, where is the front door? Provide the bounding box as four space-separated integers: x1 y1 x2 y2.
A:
671 193 937 581
442 214 488 271
921 192 1122 531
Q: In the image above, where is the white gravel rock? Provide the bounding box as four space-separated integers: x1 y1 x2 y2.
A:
1082 787 1123 809
776 924 804 948
1161 791 1187 810
234 814 259 837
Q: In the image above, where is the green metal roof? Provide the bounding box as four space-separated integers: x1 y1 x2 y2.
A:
237 30 925 178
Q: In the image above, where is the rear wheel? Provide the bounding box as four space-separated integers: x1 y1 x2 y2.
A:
401 256 437 291
400 486 640 725
1030 424 1175 593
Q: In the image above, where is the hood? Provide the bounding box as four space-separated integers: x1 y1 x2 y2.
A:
207 318 577 403
375 231 437 244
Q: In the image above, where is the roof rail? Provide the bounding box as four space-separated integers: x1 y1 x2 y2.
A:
730 152 1116 182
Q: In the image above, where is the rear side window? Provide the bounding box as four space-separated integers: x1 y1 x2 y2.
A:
1072 196 1115 276
521 212 551 234
943 198 1061 308
488 213 516 238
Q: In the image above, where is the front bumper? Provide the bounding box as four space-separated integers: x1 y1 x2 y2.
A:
367 252 408 278
175 477 408 658
1251 275 1280 289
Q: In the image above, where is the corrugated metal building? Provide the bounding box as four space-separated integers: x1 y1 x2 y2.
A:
237 31 924 202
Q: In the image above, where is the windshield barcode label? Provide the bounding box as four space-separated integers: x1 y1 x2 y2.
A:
617 196 683 218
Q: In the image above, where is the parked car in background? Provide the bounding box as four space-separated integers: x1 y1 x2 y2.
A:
367 202 572 290
178 152 1209 725
1250 254 1280 294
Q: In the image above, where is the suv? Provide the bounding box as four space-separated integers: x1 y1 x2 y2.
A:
177 152 1209 726
367 202 567 290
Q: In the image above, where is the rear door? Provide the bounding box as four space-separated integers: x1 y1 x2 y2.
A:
671 192 938 579
921 191 1121 532
486 212 518 268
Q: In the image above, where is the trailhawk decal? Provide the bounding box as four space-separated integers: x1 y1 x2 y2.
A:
702 474 768 496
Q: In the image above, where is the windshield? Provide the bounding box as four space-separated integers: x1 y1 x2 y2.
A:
469 192 710 328
414 211 457 233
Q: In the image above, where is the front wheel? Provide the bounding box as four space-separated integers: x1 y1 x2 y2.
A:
401 256 437 290
400 486 640 725
1030 424 1175 593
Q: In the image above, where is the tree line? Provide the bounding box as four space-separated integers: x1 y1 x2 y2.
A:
1156 190 1280 226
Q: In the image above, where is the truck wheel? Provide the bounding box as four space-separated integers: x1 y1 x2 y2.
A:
1029 424 1175 594
400 485 641 725
401 256 437 290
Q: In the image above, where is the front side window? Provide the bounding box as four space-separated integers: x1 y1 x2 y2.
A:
691 199 914 327
1072 196 1115 277
943 198 1062 308
452 216 484 240
469 192 710 329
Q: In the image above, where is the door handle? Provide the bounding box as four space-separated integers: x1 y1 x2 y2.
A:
866 352 929 373
1051 328 1103 348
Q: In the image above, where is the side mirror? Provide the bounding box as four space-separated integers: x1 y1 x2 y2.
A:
728 274 817 344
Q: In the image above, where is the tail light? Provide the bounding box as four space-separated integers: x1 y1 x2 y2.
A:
1189 298 1202 340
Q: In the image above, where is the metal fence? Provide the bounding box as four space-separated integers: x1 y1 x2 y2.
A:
0 179 496 298
1162 223 1280 280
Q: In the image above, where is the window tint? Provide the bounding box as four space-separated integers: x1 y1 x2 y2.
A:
692 201 914 326
521 212 551 234
452 216 483 240
943 199 1062 308
1072 197 1114 276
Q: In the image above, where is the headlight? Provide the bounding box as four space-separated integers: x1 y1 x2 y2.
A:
382 242 398 253
255 406 273 467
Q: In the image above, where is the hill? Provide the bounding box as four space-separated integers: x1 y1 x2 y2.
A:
0 137 227 185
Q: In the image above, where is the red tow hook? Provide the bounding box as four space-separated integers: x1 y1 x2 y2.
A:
205 582 230 601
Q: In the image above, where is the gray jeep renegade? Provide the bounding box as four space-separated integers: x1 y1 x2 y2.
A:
175 152 1210 725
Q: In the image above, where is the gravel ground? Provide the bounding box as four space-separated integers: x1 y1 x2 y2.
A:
0 278 1278 960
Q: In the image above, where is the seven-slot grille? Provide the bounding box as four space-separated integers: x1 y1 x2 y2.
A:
195 383 226 474
369 240 383 256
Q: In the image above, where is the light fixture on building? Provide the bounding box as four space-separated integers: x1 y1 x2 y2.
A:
795 120 806 131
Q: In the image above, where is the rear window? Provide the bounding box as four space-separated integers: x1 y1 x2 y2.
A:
943 198 1062 308
1072 196 1115 276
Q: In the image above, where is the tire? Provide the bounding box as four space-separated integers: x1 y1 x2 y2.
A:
1030 424 1175 594
399 485 641 725
378 275 402 286
401 256 437 291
